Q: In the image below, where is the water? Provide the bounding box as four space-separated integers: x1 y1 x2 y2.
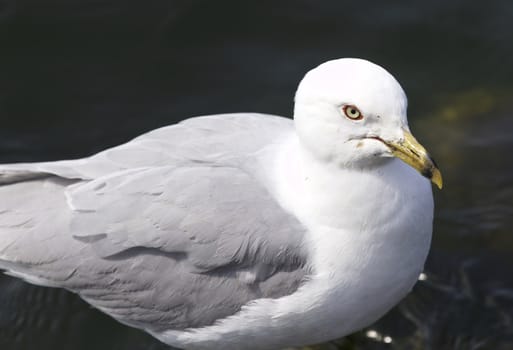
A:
1 1 512 349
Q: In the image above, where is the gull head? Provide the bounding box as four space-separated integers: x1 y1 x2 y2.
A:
294 58 442 189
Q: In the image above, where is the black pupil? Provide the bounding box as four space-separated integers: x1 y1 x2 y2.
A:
350 109 356 114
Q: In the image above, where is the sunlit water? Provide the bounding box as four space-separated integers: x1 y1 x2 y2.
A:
1 1 512 349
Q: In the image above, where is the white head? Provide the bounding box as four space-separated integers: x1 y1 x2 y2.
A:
294 58 442 188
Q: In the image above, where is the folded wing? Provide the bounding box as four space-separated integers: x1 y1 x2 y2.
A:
0 114 309 332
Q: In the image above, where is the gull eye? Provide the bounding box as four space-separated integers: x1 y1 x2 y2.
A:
343 105 363 120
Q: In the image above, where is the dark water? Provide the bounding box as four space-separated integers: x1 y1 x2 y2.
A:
1 1 513 349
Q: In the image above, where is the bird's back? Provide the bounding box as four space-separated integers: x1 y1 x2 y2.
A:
0 113 293 183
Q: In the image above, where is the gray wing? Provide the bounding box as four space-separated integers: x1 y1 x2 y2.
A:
66 165 308 331
0 114 309 332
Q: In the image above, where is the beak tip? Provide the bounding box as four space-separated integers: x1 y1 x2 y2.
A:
421 165 443 189
431 168 443 190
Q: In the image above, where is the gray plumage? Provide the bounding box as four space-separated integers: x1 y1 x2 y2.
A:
0 114 309 332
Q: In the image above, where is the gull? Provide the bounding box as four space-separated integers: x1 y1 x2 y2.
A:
0 58 442 349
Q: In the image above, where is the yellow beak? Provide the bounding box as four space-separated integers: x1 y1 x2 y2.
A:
381 129 443 189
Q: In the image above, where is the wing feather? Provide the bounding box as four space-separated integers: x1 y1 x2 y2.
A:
0 114 308 332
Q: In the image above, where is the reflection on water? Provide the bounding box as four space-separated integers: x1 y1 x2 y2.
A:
1 1 512 349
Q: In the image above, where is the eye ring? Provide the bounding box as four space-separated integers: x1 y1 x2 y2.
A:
342 105 363 120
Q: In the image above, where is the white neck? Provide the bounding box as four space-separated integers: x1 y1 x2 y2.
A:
270 133 435 336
